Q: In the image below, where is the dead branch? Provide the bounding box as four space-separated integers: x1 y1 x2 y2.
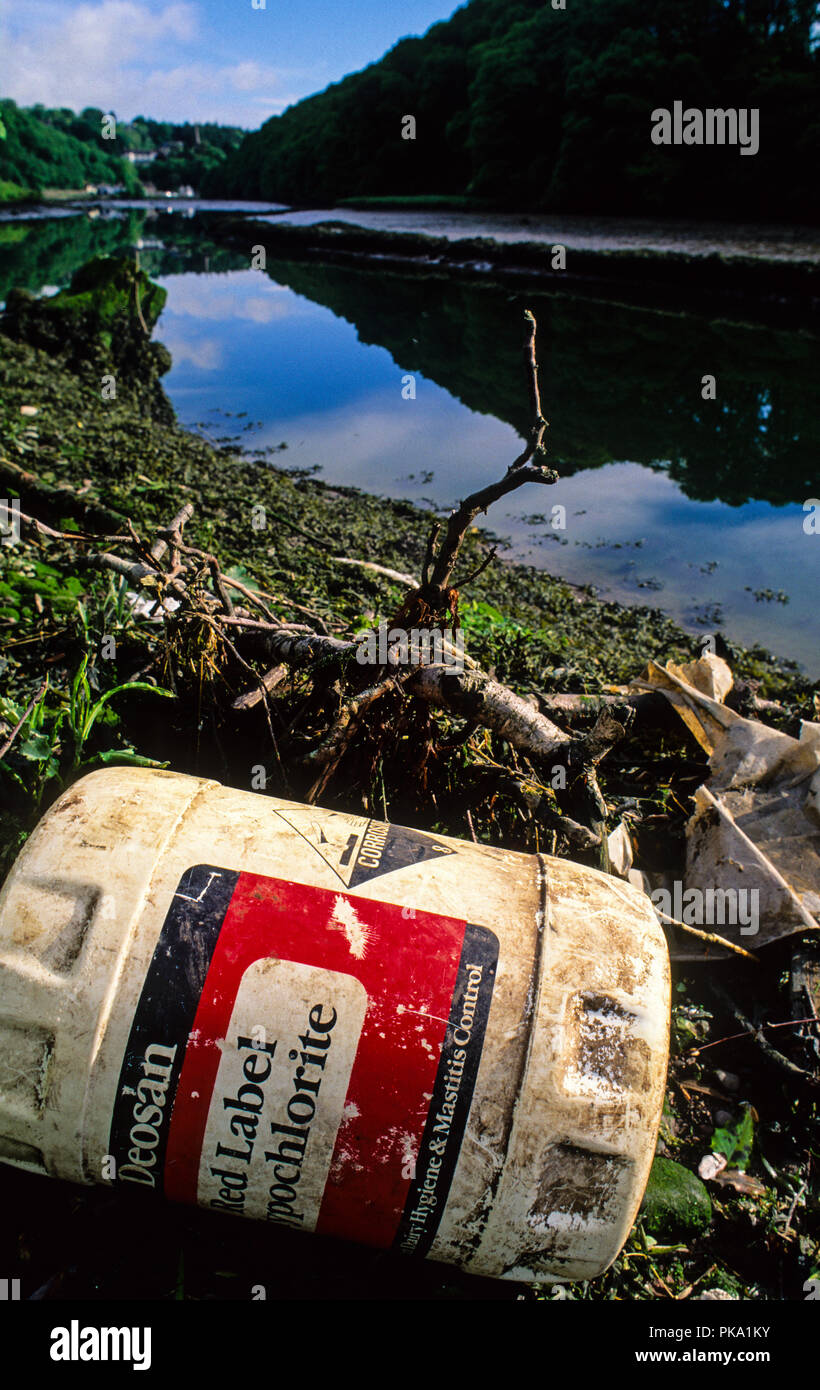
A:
655 911 760 962
222 617 355 667
333 556 416 587
15 509 128 546
536 690 674 727
232 664 289 710
706 980 819 1090
0 680 48 762
419 310 557 608
14 487 636 850
407 663 572 764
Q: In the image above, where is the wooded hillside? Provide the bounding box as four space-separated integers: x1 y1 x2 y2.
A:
205 0 819 218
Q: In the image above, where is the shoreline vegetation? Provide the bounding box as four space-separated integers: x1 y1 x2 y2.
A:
0 99 245 204
1 256 817 1302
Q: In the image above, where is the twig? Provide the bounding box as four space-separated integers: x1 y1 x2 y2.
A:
16 509 129 546
460 546 498 587
425 461 557 601
0 680 48 762
688 1016 820 1054
704 980 818 1088
509 309 549 470
782 1179 807 1237
208 558 235 617
334 556 416 587
198 612 287 789
156 502 195 545
305 673 409 802
656 911 760 962
265 506 336 552
421 311 557 604
220 574 278 623
422 524 440 589
232 664 289 711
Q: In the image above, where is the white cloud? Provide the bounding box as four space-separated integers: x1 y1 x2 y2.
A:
160 333 222 370
161 273 304 323
4 3 198 102
1 0 304 124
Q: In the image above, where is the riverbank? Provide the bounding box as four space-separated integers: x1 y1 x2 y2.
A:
205 211 820 326
1 259 813 822
1 309 810 721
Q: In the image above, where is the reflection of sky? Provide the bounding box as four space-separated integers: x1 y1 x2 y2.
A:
157 271 820 676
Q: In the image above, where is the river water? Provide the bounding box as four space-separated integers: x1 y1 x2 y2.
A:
1 203 818 675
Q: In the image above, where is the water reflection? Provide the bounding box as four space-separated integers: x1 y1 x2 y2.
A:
2 213 818 672
265 258 819 509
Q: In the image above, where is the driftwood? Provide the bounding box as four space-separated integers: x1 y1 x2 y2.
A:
6 311 637 860
407 663 571 763
1 454 129 534
14 480 587 777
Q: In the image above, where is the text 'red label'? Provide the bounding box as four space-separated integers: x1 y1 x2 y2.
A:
109 866 497 1255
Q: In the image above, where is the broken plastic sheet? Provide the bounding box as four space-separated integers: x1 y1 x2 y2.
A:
631 654 820 958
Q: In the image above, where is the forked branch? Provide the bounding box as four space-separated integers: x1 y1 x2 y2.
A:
420 309 557 608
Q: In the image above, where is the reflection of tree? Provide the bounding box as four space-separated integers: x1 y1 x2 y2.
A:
0 215 145 302
0 215 247 305
6 219 815 510
268 257 818 507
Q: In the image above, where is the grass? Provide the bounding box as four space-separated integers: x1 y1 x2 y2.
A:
0 179 31 203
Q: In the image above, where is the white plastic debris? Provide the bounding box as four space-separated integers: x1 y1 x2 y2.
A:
126 590 181 620
606 820 634 879
698 1153 727 1181
633 655 820 956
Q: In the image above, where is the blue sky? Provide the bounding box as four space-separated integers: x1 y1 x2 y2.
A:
2 0 463 127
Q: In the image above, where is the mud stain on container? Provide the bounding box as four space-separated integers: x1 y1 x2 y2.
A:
563 991 651 1099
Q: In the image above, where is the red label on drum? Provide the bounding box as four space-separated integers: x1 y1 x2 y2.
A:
110 866 497 1255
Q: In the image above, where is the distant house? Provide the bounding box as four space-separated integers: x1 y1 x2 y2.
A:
126 151 157 165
